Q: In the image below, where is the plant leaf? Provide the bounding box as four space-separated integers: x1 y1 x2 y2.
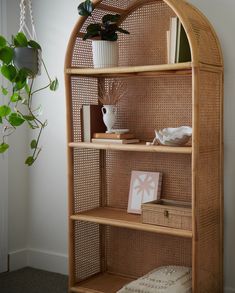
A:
102 14 120 24
83 23 101 40
28 40 41 50
25 156 35 166
116 27 130 35
14 81 27 91
24 84 30 94
30 139 37 149
8 113 25 126
0 116 2 123
10 93 22 102
1 64 17 81
23 115 34 121
0 105 11 117
78 0 93 16
14 32 28 47
87 23 101 33
0 143 9 153
102 32 118 41
0 36 7 48
15 68 28 83
1 86 8 96
14 68 29 91
0 47 14 64
50 78 59 91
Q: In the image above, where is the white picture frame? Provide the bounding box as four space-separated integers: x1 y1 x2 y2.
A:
128 170 162 214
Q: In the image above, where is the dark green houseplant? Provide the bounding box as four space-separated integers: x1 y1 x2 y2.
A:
78 0 130 68
78 0 129 41
0 32 58 165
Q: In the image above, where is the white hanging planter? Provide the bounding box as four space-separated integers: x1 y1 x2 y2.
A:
92 40 119 68
15 0 41 75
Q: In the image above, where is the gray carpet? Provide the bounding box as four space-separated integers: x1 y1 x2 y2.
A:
0 267 68 293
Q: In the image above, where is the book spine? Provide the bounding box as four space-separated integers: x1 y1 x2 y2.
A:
157 173 163 199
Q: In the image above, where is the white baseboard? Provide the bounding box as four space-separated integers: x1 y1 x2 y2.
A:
9 248 68 275
28 248 68 275
225 288 235 293
9 250 234 292
9 249 28 271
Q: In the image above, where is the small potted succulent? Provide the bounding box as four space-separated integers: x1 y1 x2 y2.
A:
0 32 58 165
78 0 130 68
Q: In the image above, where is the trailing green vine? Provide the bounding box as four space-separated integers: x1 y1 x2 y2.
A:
0 32 58 165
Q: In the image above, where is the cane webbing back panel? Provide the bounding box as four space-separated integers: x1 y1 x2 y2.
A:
106 151 192 208
71 76 192 143
106 226 192 278
73 223 192 282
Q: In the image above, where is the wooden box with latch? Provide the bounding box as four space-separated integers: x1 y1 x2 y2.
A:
141 199 192 230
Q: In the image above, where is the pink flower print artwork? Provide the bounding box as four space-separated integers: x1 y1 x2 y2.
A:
128 171 162 214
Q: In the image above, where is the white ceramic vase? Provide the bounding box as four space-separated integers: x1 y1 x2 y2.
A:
92 40 119 68
101 105 117 133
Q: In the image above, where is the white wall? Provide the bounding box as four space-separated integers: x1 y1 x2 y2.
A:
4 0 235 291
0 0 8 273
25 0 78 275
2 0 29 271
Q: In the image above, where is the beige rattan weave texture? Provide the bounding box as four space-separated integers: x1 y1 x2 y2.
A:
106 151 192 209
106 226 192 278
111 76 192 141
118 2 175 66
194 70 222 292
74 221 101 281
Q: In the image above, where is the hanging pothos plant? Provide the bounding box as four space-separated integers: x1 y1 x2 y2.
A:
0 32 58 166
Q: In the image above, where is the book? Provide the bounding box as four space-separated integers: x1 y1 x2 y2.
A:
176 21 191 63
169 17 179 64
92 138 140 144
93 133 135 139
81 105 106 142
168 17 191 64
166 30 171 64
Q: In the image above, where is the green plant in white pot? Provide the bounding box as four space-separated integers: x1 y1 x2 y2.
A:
0 32 58 165
78 0 130 68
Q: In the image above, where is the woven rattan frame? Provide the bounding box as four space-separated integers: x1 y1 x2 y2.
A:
65 1 224 292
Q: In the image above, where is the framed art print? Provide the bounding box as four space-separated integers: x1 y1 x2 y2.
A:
128 170 162 214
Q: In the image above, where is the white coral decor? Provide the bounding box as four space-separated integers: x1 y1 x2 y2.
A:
155 126 192 146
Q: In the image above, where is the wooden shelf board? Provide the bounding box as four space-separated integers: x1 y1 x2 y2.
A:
70 272 134 293
65 62 192 77
69 142 192 154
70 207 192 238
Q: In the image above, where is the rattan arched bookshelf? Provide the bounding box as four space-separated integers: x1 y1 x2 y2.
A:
64 1 224 292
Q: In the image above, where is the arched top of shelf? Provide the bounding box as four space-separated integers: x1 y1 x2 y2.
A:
65 0 223 69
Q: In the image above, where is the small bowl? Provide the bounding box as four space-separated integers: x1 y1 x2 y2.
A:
155 126 192 146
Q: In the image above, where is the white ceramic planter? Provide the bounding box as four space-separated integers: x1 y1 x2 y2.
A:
92 40 119 68
101 105 117 133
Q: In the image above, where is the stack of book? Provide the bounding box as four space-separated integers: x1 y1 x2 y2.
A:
92 132 140 144
167 17 191 64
